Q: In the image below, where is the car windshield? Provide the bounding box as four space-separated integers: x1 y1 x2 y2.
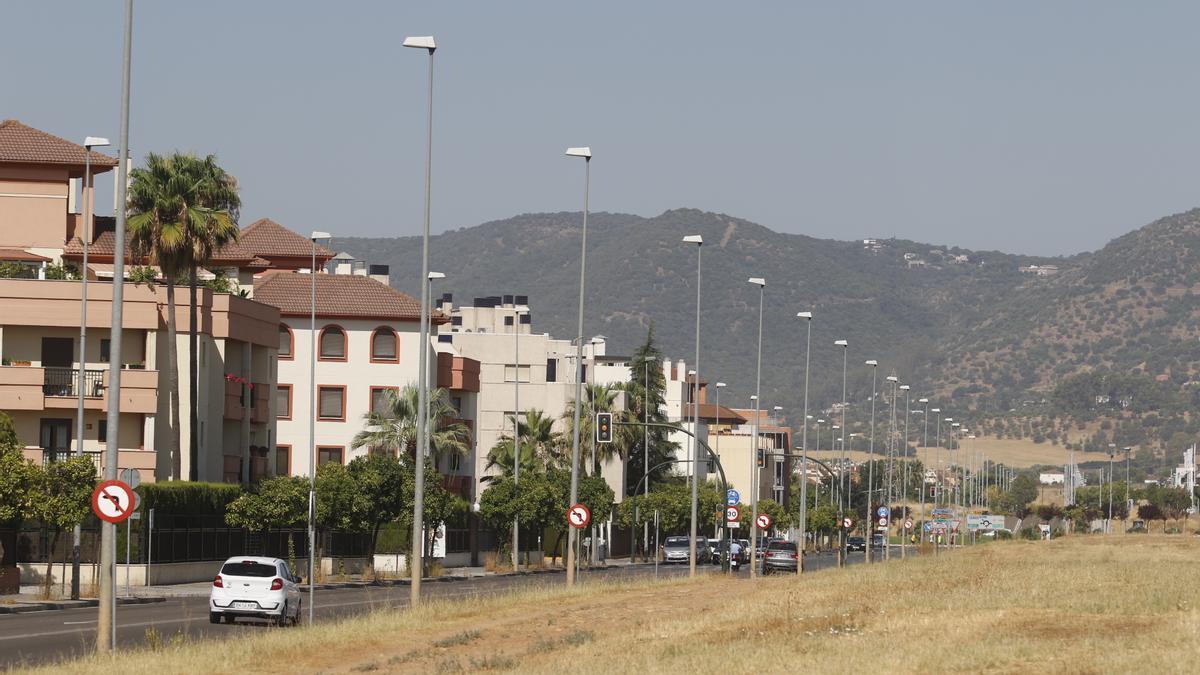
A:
664 537 689 547
848 537 864 543
767 541 797 552
221 561 276 577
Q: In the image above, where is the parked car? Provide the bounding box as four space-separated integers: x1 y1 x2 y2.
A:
210 556 302 626
845 536 866 552
761 540 799 574
871 533 886 550
661 536 711 564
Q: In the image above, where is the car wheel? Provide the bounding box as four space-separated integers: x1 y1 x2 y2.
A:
276 602 288 627
293 600 302 626
209 612 220 624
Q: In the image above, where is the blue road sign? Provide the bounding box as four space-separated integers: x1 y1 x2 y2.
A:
923 522 933 532
876 506 890 519
726 488 740 506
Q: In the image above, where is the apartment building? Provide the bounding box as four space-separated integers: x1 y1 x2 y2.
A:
435 294 629 501
0 120 281 483
709 408 792 506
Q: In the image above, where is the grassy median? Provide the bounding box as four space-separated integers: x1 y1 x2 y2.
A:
24 535 1200 673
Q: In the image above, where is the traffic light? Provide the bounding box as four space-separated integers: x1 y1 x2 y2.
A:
596 412 613 443
756 448 765 468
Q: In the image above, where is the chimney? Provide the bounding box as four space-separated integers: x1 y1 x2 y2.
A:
676 359 686 382
332 253 355 276
368 263 390 287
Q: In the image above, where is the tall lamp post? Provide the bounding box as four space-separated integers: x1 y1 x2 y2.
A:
307 231 331 623
683 234 702 577
72 135 108 602
918 398 929 532
834 339 848 567
864 360 878 563
511 302 528 570
899 384 910 559
1124 446 1132 531
402 34 436 605
96 1 132 652
747 277 766 577
1107 444 1116 534
714 381 726 538
796 311 812 574
564 145 592 586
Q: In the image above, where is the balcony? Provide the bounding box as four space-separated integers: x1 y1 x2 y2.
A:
42 449 103 474
41 367 104 398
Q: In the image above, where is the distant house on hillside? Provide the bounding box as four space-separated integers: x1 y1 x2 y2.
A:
862 238 884 253
1019 264 1060 277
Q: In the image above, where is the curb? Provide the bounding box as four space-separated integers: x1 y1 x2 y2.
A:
0 596 166 614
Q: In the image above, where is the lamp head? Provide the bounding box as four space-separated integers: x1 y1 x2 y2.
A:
715 382 727 388
931 408 940 413
747 277 766 287
428 271 446 280
865 360 878 367
565 147 592 158
750 395 758 401
834 339 848 347
402 36 436 50
311 231 332 241
682 234 703 245
796 311 812 320
900 385 910 391
886 375 898 382
918 398 928 403
84 136 110 148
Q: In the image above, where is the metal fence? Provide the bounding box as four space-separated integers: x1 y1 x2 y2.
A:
42 367 104 398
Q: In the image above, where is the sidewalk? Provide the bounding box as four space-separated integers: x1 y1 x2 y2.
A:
0 587 165 614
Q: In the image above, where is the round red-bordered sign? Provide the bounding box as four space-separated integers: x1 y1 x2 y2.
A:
755 513 772 529
91 480 135 524
567 503 591 529
725 505 741 523
842 517 854 529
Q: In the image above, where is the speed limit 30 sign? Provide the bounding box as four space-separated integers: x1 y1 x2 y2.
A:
725 505 740 522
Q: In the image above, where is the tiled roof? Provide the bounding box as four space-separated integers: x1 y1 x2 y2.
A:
0 120 118 167
240 218 335 260
254 272 439 322
696 403 747 424
0 248 50 262
62 231 257 264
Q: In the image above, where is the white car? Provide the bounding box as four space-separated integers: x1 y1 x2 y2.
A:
209 556 302 626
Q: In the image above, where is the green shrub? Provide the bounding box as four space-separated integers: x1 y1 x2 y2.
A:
139 481 242 523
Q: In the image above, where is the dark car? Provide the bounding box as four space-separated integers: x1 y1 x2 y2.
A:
761 540 799 574
846 536 866 552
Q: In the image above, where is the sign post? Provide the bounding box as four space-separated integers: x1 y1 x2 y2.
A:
91 478 134 645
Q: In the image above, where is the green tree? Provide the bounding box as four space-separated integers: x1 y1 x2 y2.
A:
0 412 33 525
224 475 308 534
128 152 240 480
27 457 95 595
561 383 636 474
478 472 565 558
347 453 409 563
483 409 562 481
351 385 470 464
997 474 1039 520
623 326 680 494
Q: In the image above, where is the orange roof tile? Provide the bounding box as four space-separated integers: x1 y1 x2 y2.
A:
62 231 256 265
0 248 50 262
0 120 117 168
254 272 440 322
240 218 335 260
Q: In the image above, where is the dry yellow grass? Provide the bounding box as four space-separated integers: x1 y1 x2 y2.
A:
811 436 1112 469
24 536 1200 674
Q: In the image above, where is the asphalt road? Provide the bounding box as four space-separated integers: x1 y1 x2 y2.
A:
0 550 884 670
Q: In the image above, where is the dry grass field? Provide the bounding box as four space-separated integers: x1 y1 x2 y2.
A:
810 435 1112 469
25 535 1200 674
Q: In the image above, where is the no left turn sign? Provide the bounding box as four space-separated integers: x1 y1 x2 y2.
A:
567 503 591 529
755 513 772 530
904 519 914 530
92 480 135 524
842 517 854 529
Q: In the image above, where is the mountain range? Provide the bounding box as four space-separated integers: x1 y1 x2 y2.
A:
334 207 1110 425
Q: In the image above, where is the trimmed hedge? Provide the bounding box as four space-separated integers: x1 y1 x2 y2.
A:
138 481 243 524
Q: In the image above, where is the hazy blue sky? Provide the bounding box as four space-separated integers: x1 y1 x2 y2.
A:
5 1 1200 256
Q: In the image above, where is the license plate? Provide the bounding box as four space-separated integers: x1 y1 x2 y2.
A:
233 601 256 610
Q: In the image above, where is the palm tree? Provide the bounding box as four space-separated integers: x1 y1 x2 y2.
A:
561 383 636 474
128 152 239 480
352 384 470 463
484 408 563 481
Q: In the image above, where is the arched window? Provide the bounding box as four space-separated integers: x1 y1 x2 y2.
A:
371 327 398 362
278 324 293 359
318 325 346 360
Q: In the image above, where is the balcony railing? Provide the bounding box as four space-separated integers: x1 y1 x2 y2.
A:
42 449 103 473
42 367 105 398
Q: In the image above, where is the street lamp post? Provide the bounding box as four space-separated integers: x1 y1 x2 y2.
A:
73 135 108 601
918 398 929 537
511 303 528 571
834 339 848 567
714 381 726 539
899 385 910 559
864 360 878 563
1124 446 1132 531
796 311 812 574
683 234 702 578
748 277 766 577
402 34 436 605
307 231 330 623
564 145 591 586
1107 444 1115 534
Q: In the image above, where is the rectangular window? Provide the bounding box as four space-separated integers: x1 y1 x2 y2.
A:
370 386 397 415
503 365 531 383
451 316 463 326
546 358 557 383
99 339 111 363
276 444 291 475
318 386 345 421
450 396 462 415
278 326 292 358
504 315 514 326
98 420 107 443
318 446 343 465
275 384 292 420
